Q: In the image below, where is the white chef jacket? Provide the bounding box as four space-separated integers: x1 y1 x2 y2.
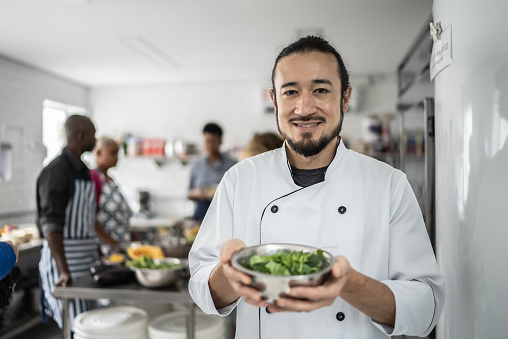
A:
188 141 445 339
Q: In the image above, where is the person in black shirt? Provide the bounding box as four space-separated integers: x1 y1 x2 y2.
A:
37 114 106 329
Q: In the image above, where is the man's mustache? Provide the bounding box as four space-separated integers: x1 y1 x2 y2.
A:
288 115 326 123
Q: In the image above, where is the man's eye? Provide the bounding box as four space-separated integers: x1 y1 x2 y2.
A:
315 88 329 94
283 90 298 96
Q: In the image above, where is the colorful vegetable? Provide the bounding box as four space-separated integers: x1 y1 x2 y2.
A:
126 245 164 260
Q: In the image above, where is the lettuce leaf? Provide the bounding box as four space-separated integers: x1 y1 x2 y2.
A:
243 249 326 276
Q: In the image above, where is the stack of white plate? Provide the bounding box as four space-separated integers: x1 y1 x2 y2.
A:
110 299 178 320
148 310 225 339
73 306 149 339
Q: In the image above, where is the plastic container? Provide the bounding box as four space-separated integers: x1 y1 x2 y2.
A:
73 306 148 339
148 310 225 339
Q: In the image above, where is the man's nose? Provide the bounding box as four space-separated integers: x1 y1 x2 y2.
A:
294 92 316 116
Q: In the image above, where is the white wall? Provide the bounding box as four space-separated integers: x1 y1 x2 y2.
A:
433 0 508 338
90 75 398 149
0 56 89 225
90 80 277 151
344 73 398 145
90 80 279 218
90 75 397 218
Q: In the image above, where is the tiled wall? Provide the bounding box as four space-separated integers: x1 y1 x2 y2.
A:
0 56 89 225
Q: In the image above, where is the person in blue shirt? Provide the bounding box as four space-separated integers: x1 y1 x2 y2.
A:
0 241 18 280
188 122 236 221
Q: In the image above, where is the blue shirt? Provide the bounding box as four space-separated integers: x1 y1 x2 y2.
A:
0 242 16 280
188 153 236 220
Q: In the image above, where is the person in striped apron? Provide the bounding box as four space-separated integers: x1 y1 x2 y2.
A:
36 114 104 329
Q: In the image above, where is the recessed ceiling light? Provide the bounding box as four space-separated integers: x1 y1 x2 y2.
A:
120 36 180 69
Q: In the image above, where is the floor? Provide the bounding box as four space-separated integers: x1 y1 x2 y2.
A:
6 319 61 339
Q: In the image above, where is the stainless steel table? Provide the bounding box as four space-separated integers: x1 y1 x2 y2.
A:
52 275 196 339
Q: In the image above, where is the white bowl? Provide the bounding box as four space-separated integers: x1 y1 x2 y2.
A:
131 258 185 288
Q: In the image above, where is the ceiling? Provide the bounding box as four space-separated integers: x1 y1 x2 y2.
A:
0 0 433 88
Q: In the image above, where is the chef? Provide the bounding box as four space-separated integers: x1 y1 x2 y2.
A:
188 36 445 338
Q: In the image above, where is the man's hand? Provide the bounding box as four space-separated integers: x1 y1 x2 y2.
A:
94 221 119 252
212 244 395 326
188 188 207 201
55 272 73 287
221 239 268 307
5 241 19 263
210 239 267 309
46 232 73 288
267 255 396 327
266 255 353 313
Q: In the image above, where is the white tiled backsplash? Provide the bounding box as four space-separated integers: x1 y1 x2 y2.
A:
107 155 195 219
0 55 89 223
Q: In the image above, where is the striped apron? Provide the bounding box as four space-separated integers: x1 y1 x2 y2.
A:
39 176 99 329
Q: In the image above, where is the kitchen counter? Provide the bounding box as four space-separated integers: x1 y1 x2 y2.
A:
18 238 44 252
52 274 196 339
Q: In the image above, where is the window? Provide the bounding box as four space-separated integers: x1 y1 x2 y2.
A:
42 100 88 165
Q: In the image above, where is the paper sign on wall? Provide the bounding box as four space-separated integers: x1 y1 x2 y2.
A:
430 24 452 80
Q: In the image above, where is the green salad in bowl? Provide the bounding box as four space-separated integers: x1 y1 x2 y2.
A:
126 255 181 269
126 255 184 288
244 249 327 276
231 243 335 302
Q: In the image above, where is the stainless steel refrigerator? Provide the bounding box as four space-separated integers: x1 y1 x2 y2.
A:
397 17 436 251
395 17 436 339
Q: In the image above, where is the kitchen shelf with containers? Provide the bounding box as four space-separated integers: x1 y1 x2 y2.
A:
122 136 199 165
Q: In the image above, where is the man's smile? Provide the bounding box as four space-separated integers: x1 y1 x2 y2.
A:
288 115 326 132
293 122 321 128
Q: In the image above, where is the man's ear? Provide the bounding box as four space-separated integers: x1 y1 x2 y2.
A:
269 89 277 111
342 87 353 112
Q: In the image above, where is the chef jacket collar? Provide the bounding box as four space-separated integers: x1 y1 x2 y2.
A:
280 138 348 182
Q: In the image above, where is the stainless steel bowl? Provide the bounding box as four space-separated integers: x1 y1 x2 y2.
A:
130 257 186 288
231 243 335 302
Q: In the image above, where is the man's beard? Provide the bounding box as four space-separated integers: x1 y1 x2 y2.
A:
276 110 344 158
84 140 96 153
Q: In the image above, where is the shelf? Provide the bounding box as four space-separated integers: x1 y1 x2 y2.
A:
397 16 433 91
122 154 200 166
129 217 175 229
398 67 434 109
